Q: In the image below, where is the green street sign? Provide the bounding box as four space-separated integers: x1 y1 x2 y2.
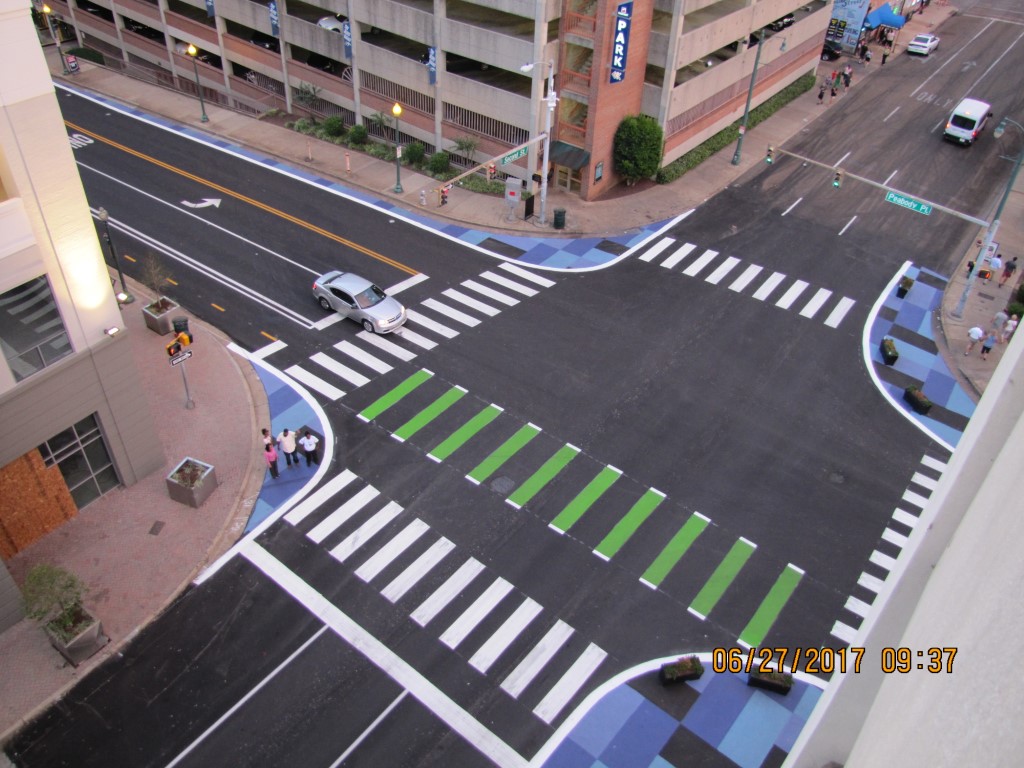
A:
501 146 529 165
885 190 933 216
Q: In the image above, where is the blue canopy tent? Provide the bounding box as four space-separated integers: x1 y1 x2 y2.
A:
864 4 907 30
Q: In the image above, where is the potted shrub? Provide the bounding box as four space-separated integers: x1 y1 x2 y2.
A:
22 564 108 667
880 337 899 365
903 384 933 415
140 256 178 335
747 667 793 695
166 457 218 508
896 276 914 299
659 655 704 685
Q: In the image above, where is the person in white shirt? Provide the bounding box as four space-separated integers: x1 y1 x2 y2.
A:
276 428 298 468
298 431 320 466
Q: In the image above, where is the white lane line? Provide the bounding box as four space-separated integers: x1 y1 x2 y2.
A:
661 242 696 269
285 365 345 401
839 216 857 236
393 326 437 350
310 352 371 388
165 625 330 768
682 249 719 277
387 273 429 295
443 288 501 317
356 331 418 361
406 309 459 338
883 169 898 185
355 519 431 583
499 262 556 287
883 107 900 123
729 264 763 292
892 509 919 529
439 578 514 650
252 339 287 359
533 644 607 724
328 691 408 768
799 288 833 318
921 455 947 472
781 197 803 216
462 279 519 306
469 598 544 674
824 297 856 328
752 272 786 301
330 501 404 563
381 537 456 603
308 485 380 544
775 280 809 310
501 620 574 698
421 298 481 327
238 542 527 768
858 572 885 594
411 558 486 627
479 271 538 297
334 340 393 373
705 256 741 285
638 237 674 262
831 621 858 644
285 470 357 525
834 151 851 167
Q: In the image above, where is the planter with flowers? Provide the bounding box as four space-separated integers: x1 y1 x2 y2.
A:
659 655 704 685
896 276 914 299
23 564 108 667
747 667 793 695
880 337 899 365
903 385 933 415
166 457 218 508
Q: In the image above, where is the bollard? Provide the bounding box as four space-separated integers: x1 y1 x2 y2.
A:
345 151 351 174
419 190 427 206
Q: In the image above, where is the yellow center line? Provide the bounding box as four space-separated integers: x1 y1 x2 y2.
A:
66 120 418 276
211 303 225 312
260 331 278 342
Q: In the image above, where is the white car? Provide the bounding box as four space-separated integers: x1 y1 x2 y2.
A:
317 14 345 33
907 34 939 55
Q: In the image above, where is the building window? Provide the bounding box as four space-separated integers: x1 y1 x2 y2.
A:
0 276 72 382
38 414 120 509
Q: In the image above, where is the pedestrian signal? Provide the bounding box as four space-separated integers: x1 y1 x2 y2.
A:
487 163 497 180
166 339 182 357
765 146 775 164
832 170 844 188
440 187 449 206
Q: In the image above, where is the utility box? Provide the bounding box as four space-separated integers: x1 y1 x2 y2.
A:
504 178 521 209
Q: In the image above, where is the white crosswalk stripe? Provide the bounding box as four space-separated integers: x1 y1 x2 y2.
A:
824 297 856 328
406 309 459 338
799 288 833 318
682 249 719 276
500 262 556 287
469 598 543 673
442 289 501 317
330 501 404 563
309 352 371 388
661 242 696 269
705 256 740 285
393 326 437 350
285 470 357 525
356 330 418 361
355 519 431 583
381 537 456 602
752 271 786 301
729 264 763 292
639 237 675 262
533 644 607 724
285 364 345 400
308 485 380 544
501 620 574 698
775 280 809 310
439 577 514 649
422 298 482 327
479 270 538 296
335 340 393 373
411 558 486 627
461 279 519 306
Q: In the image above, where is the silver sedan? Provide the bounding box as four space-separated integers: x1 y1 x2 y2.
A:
312 271 407 334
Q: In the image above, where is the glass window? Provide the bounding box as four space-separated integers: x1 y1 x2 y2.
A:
0 276 72 382
38 414 120 509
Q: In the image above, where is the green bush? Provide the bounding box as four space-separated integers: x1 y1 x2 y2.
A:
657 72 815 184
65 47 105 65
458 174 505 195
1006 302 1024 320
1015 284 1024 306
367 143 394 160
403 141 426 166
321 116 347 138
348 124 369 145
426 151 451 175
292 118 315 135
614 115 664 184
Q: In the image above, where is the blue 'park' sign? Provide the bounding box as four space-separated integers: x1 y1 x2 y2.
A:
610 2 632 83
342 21 353 59
268 1 279 37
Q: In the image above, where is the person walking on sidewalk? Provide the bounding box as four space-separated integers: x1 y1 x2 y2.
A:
818 84 825 106
999 256 1018 287
299 430 320 466
1001 314 1018 343
276 427 298 468
992 309 1009 336
881 46 890 66
264 442 280 479
981 332 998 360
261 427 272 447
965 326 985 355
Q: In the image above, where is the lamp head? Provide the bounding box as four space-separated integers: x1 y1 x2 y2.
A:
520 63 536 73
97 206 109 222
392 102 402 118
187 43 198 57
43 4 51 14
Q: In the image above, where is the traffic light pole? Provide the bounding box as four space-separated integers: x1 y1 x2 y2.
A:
180 361 195 409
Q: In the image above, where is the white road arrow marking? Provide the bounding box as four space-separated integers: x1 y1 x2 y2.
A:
180 198 222 209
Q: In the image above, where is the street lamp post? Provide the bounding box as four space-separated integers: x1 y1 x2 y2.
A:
732 31 766 166
520 61 556 226
42 5 69 75
951 117 1024 319
97 207 134 305
392 102 403 193
186 44 209 123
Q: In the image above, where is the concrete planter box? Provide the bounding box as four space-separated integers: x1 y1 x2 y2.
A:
44 608 109 667
143 297 179 335
166 457 218 508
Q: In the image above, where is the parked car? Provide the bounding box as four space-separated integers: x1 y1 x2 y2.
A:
907 33 940 55
312 271 407 334
821 40 842 61
768 14 794 32
317 14 345 33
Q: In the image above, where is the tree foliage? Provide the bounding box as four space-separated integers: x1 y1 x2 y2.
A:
613 115 664 184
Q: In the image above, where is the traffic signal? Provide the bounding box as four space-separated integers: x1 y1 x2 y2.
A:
166 339 182 357
166 331 192 356
832 170 844 188
440 187 449 206
487 163 496 180
765 146 775 164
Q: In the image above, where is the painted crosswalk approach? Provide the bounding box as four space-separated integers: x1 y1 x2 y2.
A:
638 236 857 329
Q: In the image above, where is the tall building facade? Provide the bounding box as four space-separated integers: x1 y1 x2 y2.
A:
0 0 162 630
34 0 827 200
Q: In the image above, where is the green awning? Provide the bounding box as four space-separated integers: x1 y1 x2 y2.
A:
549 141 590 170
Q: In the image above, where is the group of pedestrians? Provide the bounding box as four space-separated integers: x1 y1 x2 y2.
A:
965 309 1019 360
818 64 854 106
260 427 320 479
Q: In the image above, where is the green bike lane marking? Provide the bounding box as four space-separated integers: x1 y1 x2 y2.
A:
427 404 504 462
393 385 467 442
688 537 757 620
593 488 666 561
737 563 805 648
466 423 542 485
357 369 433 422
548 465 622 533
506 444 581 509
639 512 710 588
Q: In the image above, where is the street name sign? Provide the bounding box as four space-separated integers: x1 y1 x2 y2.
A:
169 349 193 366
885 191 932 216
501 146 529 165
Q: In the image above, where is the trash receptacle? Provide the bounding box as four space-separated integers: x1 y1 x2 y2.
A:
172 317 190 334
553 208 566 230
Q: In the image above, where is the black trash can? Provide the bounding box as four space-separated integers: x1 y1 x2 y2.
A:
172 317 190 334
553 208 566 230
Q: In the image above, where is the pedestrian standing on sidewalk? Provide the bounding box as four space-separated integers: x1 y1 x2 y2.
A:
1001 314 1018 343
818 84 826 105
992 309 1009 336
965 326 985 355
881 46 890 65
261 427 272 447
988 253 1002 282
981 332 998 360
865 48 872 64
276 427 298 467
999 256 1018 286
966 260 975 278
299 430 320 466
829 84 838 105
264 442 280 479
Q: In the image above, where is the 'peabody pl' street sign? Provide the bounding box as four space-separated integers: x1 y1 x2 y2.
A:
885 190 932 216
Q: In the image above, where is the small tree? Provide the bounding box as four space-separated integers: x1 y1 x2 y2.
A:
452 135 479 164
23 564 87 640
613 115 664 185
368 111 393 143
348 124 369 145
294 83 322 121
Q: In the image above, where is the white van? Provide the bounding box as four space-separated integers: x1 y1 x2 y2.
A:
943 98 993 146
